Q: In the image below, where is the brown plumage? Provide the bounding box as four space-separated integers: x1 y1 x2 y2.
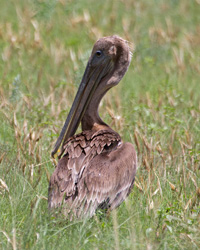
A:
48 36 137 219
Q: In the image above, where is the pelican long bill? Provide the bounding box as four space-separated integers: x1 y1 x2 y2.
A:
51 58 112 158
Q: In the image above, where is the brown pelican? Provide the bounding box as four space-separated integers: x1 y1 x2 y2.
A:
48 36 137 219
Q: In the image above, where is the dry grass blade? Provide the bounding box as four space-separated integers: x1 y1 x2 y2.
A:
0 152 6 164
134 130 140 154
179 140 186 192
142 136 151 154
0 178 9 193
0 230 16 250
184 198 192 210
134 180 143 192
154 170 163 197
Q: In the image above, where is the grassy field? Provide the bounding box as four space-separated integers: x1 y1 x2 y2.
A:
0 0 200 249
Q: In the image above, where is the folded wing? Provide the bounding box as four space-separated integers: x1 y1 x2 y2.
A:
48 129 137 219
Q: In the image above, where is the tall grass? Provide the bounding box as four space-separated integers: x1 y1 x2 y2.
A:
0 0 199 249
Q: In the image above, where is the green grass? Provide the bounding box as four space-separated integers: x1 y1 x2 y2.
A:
0 0 200 249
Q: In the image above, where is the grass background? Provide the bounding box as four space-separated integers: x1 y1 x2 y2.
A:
0 0 200 249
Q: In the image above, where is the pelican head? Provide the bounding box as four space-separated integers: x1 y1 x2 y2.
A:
52 36 132 158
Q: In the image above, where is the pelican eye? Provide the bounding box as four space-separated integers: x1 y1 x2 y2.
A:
96 50 102 57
